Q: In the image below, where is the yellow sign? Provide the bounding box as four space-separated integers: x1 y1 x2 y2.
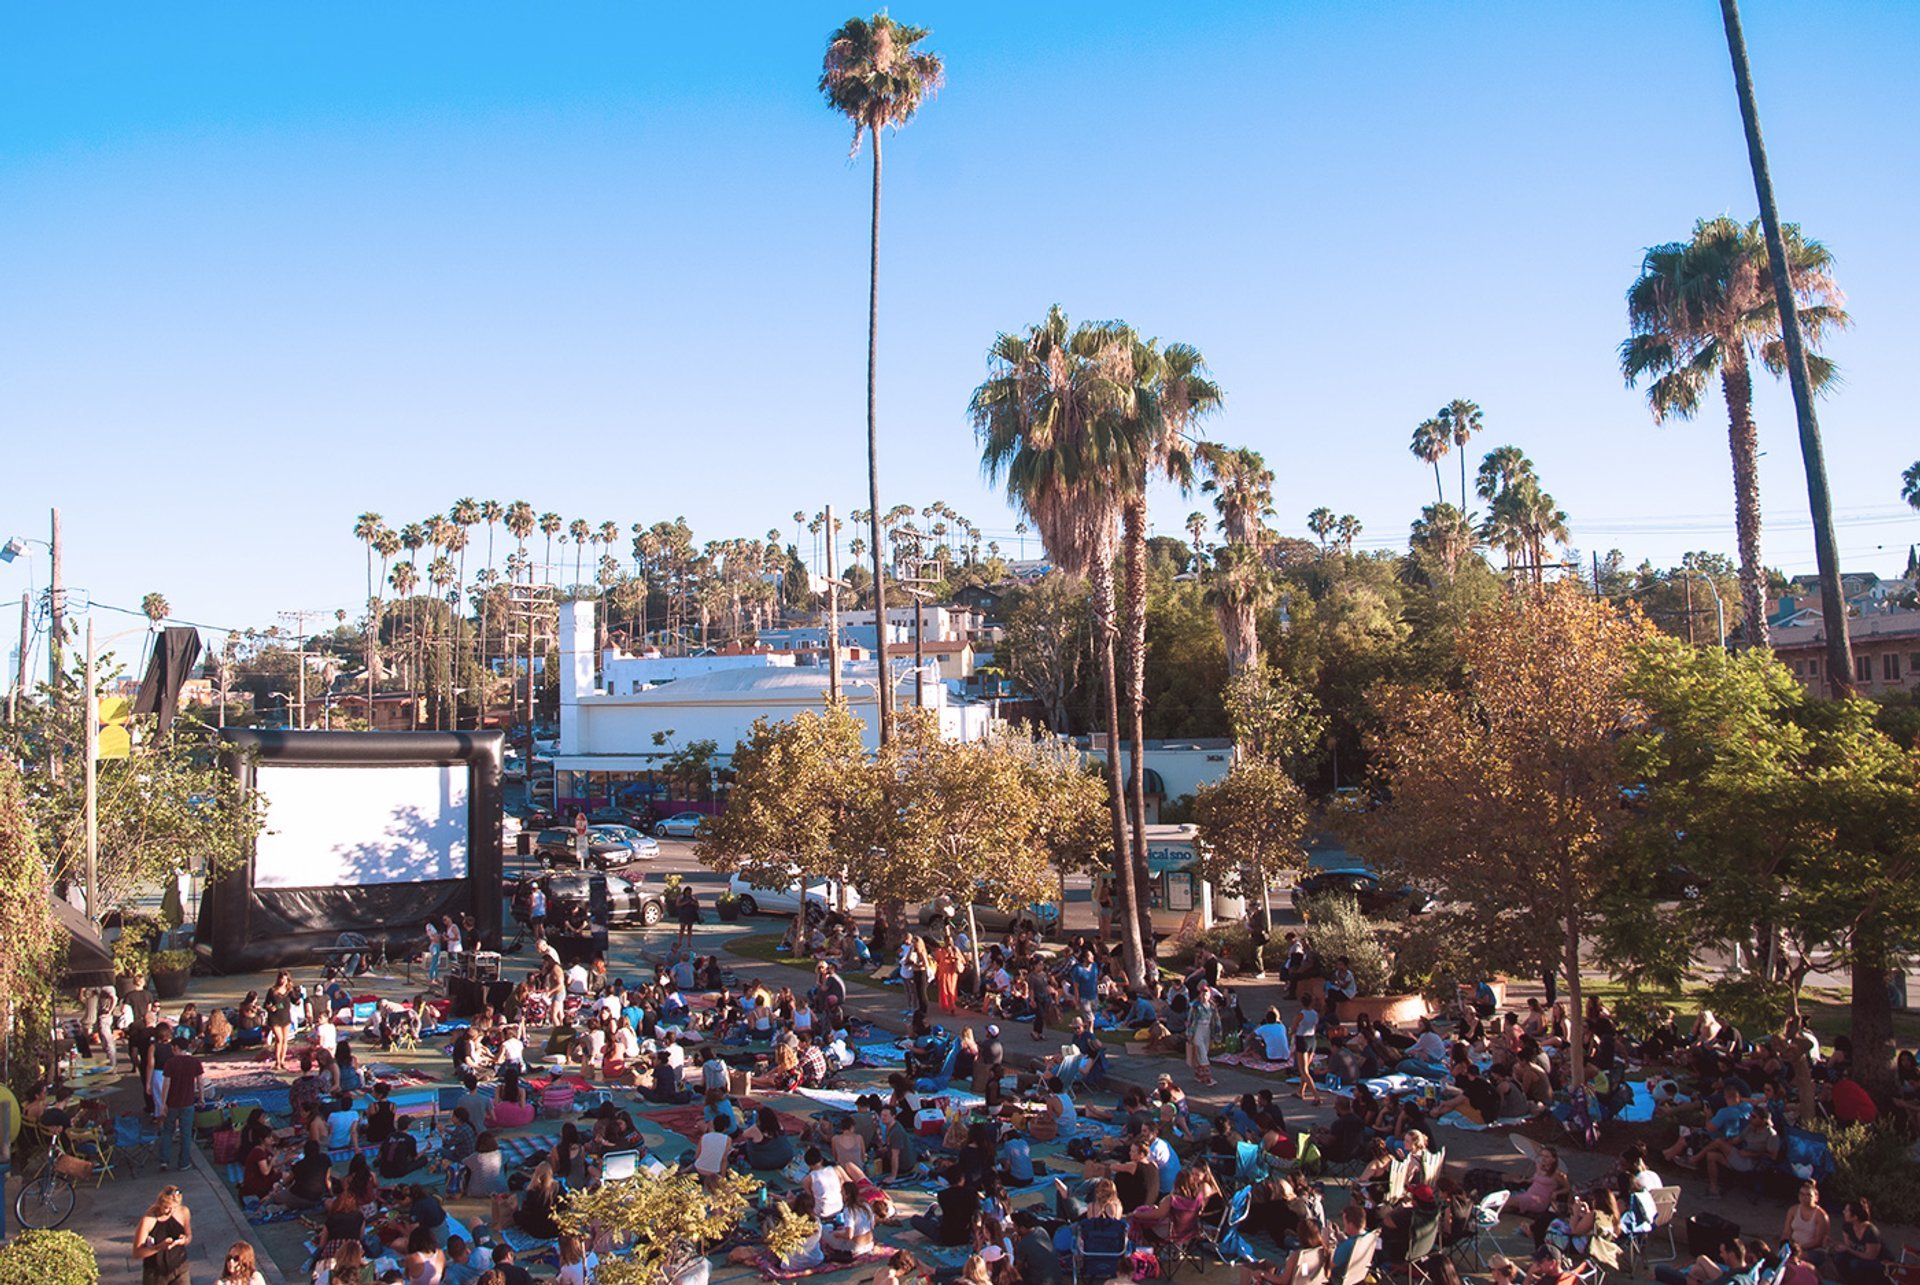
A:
96 695 133 761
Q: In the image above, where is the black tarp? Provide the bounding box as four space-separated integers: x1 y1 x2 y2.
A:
199 730 504 971
133 627 202 735
51 897 116 987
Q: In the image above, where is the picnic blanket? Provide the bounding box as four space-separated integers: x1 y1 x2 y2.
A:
796 1085 985 1113
495 1225 557 1257
1215 1052 1292 1074
760 1248 893 1280
361 1064 435 1086
638 1100 811 1144
498 1132 560 1167
1436 1111 1538 1133
853 1043 910 1066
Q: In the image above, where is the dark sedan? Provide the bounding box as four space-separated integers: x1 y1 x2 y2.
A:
1295 868 1434 915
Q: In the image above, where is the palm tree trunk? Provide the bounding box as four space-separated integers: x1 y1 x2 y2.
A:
1719 0 1851 694
1120 498 1156 964
1432 462 1444 505
1720 358 1770 647
1459 452 1469 512
866 125 893 746
1090 556 1147 990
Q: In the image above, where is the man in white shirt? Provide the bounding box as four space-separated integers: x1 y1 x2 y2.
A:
1143 1120 1180 1189
664 1031 687 1072
565 962 590 995
804 1148 846 1222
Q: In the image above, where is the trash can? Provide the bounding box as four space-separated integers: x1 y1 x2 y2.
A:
516 832 534 857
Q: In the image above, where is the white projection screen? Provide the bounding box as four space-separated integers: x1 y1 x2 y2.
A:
254 763 470 888
205 730 504 971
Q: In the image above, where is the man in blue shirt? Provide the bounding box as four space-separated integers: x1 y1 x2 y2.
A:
1141 1119 1180 1189
1067 952 1101 1027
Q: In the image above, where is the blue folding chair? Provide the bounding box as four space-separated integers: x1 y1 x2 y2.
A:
1073 1216 1131 1284
1202 1185 1256 1263
914 1038 960 1094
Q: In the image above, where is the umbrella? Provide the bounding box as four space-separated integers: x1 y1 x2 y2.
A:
50 896 116 988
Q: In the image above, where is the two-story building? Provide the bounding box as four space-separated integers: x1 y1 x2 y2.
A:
1770 607 1920 694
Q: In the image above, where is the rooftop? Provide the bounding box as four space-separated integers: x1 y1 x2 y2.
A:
1771 609 1920 647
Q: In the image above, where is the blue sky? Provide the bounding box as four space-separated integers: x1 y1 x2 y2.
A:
3 2 1917 655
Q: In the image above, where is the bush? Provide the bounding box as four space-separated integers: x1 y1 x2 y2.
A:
0 1230 99 1285
111 917 158 977
150 948 195 975
1700 975 1793 1037
1817 1121 1920 1225
1167 924 1256 973
1297 893 1392 995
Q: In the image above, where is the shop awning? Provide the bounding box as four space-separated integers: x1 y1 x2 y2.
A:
50 897 116 987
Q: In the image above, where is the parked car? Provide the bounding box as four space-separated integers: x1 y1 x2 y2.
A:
1653 864 1710 900
654 811 708 839
517 806 559 830
725 872 860 919
1294 867 1433 915
533 826 658 870
588 803 656 829
604 873 668 927
918 893 1059 935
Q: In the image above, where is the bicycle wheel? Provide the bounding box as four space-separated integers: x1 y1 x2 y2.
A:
15 1175 76 1229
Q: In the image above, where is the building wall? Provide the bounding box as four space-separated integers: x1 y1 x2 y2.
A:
1778 639 1920 693
601 651 794 694
1084 743 1237 803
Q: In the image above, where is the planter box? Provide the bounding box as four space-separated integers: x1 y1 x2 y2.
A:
715 902 740 923
151 970 190 1001
1334 993 1430 1025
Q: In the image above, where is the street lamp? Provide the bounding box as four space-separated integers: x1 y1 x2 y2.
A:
1674 568 1728 652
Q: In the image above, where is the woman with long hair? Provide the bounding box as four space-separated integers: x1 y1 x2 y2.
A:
134 1185 194 1285
1293 996 1323 1106
266 970 297 1070
216 1236 266 1275
401 1224 446 1284
934 936 962 1016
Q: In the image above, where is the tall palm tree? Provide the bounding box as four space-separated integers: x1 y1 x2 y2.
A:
820 12 945 747
353 512 385 706
505 502 537 740
1476 448 1568 585
1185 512 1209 571
140 591 171 673
429 554 457 729
597 522 621 649
1206 544 1269 676
450 498 480 725
1198 444 1275 547
972 304 1151 988
477 500 504 699
1439 399 1483 511
400 522 426 713
1119 338 1221 958
1409 502 1476 579
389 560 419 720
1410 417 1450 504
373 527 401 695
539 512 562 588
1621 214 1847 647
569 518 591 592
442 521 470 727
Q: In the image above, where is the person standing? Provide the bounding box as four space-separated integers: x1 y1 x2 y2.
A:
424 918 444 983
134 1185 193 1285
934 937 961 1016
1067 951 1100 1029
158 1035 203 1171
1246 905 1272 979
675 886 701 950
1186 982 1217 1087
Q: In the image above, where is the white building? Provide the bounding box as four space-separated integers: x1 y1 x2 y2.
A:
552 602 997 814
840 605 986 645
1080 737 1237 819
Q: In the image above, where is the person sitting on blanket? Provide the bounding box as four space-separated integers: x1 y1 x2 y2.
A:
1315 1094 1368 1165
909 1170 982 1246
504 1161 563 1242
377 1114 424 1179
798 1034 831 1088
822 1181 881 1262
727 1191 826 1272
878 1105 920 1183
1433 1065 1502 1124
263 1139 332 1212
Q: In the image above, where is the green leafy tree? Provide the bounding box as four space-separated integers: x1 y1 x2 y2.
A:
696 703 878 946
1000 572 1090 733
1191 756 1309 902
556 1168 758 1285
1343 585 1653 1087
0 756 58 1086
1620 637 1920 1101
1221 664 1327 775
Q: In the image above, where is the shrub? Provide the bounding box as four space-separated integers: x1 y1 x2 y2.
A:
1700 975 1794 1037
1167 924 1256 973
111 918 157 977
1297 893 1392 995
1817 1121 1920 1225
0 1230 99 1285
150 948 195 975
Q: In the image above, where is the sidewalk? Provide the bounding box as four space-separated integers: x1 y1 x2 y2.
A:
6 1089 284 1284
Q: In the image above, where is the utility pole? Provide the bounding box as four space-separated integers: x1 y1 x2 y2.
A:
83 617 98 919
1720 0 1852 695
47 506 63 691
278 610 314 729
824 505 841 703
9 593 26 723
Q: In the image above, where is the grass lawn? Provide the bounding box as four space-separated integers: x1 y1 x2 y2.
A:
725 932 897 991
1577 976 1920 1047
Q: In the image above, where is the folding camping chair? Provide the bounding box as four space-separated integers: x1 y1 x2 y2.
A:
1622 1186 1682 1270
1199 1185 1257 1265
1072 1216 1131 1285
1450 1188 1510 1270
113 1114 159 1177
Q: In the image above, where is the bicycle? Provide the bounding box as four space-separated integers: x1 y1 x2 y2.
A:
13 1137 79 1230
